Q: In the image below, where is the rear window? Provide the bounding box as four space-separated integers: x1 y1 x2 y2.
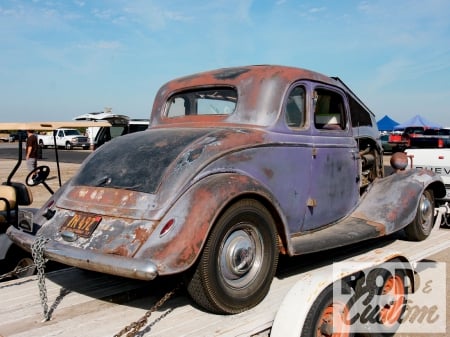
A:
166 87 237 118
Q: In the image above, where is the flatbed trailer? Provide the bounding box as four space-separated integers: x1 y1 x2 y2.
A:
1 210 450 337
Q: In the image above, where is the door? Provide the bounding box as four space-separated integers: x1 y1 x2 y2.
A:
301 86 359 231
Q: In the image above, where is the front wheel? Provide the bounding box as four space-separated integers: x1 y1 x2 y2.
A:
186 199 279 314
355 263 408 337
65 142 73 150
404 189 434 241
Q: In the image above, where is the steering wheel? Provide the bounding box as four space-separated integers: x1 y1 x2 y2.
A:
26 165 50 187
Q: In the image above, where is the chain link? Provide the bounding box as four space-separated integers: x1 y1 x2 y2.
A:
2 235 180 333
0 263 36 281
31 235 50 321
113 284 180 337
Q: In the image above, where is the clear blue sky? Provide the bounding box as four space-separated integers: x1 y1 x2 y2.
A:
1 0 450 126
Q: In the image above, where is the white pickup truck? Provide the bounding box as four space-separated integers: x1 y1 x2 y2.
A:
38 128 90 150
406 148 450 202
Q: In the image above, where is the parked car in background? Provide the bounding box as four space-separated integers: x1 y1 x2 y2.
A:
8 65 445 315
74 112 149 149
408 128 450 148
38 128 89 150
406 147 450 221
8 130 27 142
387 126 450 150
380 133 395 153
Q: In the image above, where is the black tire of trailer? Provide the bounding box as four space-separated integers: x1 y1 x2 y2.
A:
355 262 408 337
404 189 434 241
186 199 279 314
300 281 355 337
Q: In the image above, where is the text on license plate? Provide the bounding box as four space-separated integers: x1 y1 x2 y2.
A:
60 213 102 238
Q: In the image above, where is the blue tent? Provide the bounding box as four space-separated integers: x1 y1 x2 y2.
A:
377 115 399 132
394 114 442 130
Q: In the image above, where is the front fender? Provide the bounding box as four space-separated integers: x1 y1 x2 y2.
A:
353 169 445 234
136 173 277 276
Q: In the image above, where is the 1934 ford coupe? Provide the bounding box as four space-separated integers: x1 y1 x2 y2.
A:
8 65 445 314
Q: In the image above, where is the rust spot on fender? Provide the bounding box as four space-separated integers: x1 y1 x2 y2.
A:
263 168 274 179
133 226 151 244
364 219 385 235
106 245 129 256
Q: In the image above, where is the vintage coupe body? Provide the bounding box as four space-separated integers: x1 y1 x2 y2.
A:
8 65 445 314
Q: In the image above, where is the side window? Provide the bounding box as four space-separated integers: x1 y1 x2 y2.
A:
313 88 346 130
285 86 305 128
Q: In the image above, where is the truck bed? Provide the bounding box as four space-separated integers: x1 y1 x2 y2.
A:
1 228 450 337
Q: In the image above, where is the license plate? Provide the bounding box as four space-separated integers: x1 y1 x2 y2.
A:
60 213 102 238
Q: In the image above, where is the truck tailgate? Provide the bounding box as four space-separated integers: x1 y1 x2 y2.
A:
406 148 450 199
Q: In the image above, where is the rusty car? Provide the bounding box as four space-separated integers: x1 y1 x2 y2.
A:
8 65 445 314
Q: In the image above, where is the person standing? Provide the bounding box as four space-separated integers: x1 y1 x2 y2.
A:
25 130 38 173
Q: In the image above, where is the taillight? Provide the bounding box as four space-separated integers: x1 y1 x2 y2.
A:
438 138 444 148
159 218 175 237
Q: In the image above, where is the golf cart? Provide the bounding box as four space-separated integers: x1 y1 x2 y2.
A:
0 121 110 279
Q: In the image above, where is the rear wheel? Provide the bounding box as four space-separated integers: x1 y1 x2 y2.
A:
38 139 47 149
355 263 408 337
301 282 354 337
404 189 434 241
186 199 279 314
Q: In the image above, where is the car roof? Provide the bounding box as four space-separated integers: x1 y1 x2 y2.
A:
150 65 372 128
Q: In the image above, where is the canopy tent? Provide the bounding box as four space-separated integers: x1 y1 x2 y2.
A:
394 114 442 130
377 115 399 132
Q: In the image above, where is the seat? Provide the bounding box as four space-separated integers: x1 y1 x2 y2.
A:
6 182 33 206
315 114 343 130
0 185 17 225
0 185 16 211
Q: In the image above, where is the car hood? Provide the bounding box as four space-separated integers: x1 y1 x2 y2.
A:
57 127 265 219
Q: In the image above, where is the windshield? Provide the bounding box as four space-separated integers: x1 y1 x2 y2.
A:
65 129 82 136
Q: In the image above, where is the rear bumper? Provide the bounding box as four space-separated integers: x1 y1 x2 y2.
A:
7 227 158 280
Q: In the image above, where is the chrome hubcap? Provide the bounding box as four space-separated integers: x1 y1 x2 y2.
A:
419 194 432 229
220 225 263 288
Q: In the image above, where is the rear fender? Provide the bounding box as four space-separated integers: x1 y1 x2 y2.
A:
136 173 280 275
353 169 445 234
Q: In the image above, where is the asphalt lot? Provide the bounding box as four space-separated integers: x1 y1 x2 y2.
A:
0 142 91 163
0 142 448 336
